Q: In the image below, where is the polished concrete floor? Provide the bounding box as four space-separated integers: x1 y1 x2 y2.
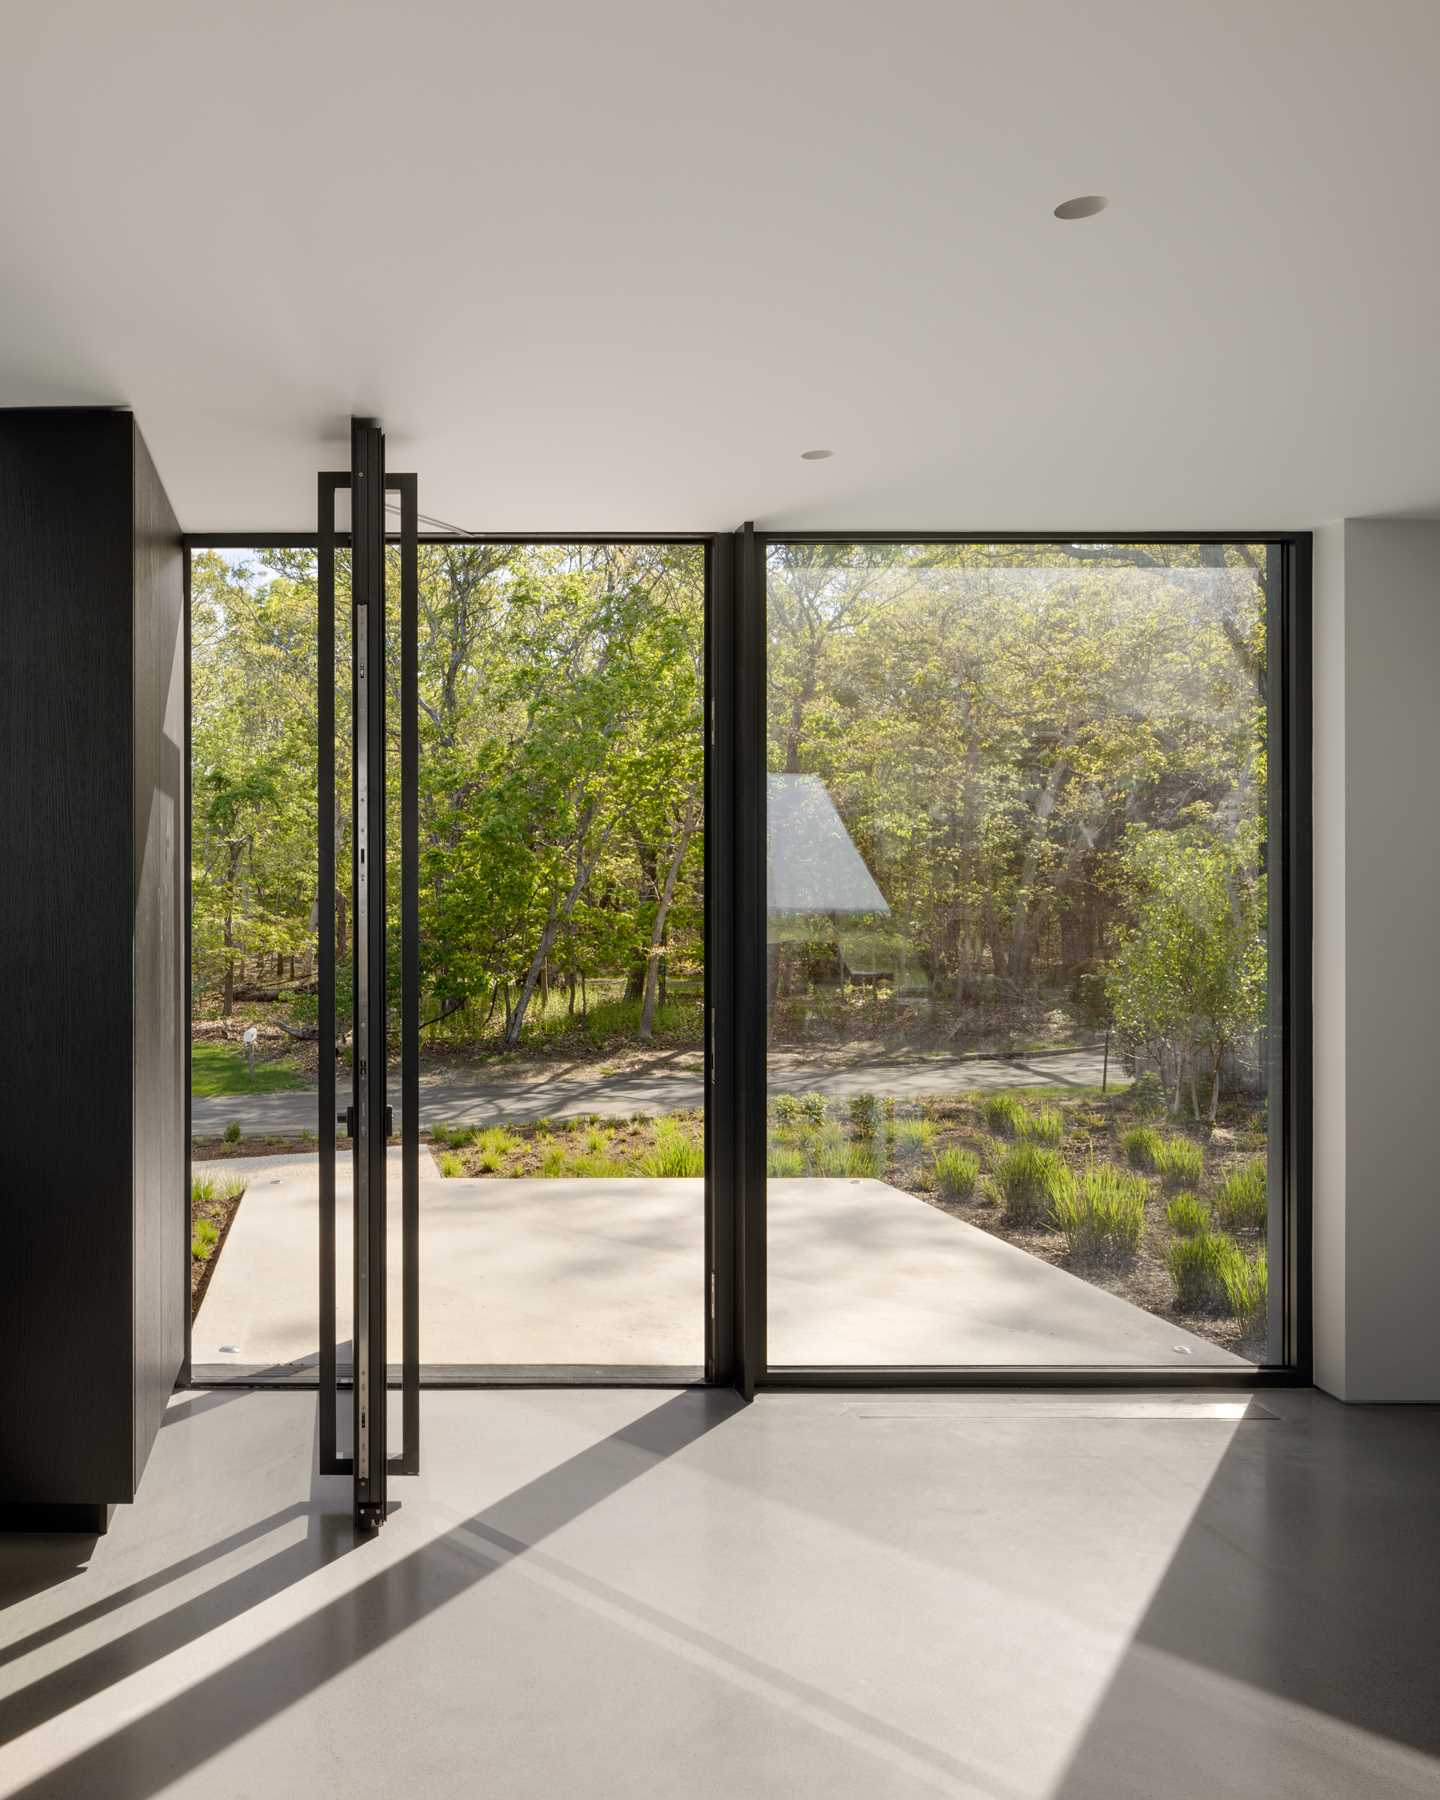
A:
2 1389 1438 1799
194 1157 1237 1371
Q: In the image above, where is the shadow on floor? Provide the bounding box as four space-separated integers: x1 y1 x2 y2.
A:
0 1388 254 1623
1051 1395 1440 1798
0 1389 740 1800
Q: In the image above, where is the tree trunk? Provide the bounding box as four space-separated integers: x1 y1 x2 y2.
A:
1009 759 1071 988
639 782 698 1040
506 812 613 1046
221 838 243 1014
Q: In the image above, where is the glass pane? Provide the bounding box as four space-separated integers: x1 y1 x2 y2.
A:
189 548 322 1379
764 542 1275 1368
415 542 705 1370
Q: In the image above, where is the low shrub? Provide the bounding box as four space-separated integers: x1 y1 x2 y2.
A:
641 1120 704 1178
892 1118 937 1152
767 1147 805 1178
1051 1166 1147 1266
223 1120 242 1145
1121 1125 1163 1171
995 1145 1074 1228
848 1092 881 1136
983 1093 1026 1138
1213 1160 1267 1231
1154 1137 1204 1190
1017 1104 1063 1146
1121 1070 1167 1116
799 1092 829 1126
933 1148 980 1200
771 1094 802 1128
191 1217 219 1260
1165 1193 1209 1237
1167 1231 1245 1314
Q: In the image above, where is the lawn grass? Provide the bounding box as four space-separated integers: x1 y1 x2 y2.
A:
191 1041 307 1097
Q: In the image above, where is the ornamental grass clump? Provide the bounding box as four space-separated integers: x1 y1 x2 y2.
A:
641 1119 704 1178
1164 1192 1209 1237
892 1117 937 1152
436 1150 464 1178
1167 1230 1245 1314
767 1146 805 1178
995 1145 1074 1228
804 1123 850 1177
1050 1165 1147 1267
1222 1246 1269 1337
1213 1160 1267 1231
983 1093 1026 1138
845 1143 882 1179
933 1147 981 1200
564 1151 629 1178
1121 1125 1163 1171
1154 1136 1204 1190
1017 1104 1064 1146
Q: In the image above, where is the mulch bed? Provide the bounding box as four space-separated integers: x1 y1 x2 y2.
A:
873 1094 1267 1354
190 1180 245 1318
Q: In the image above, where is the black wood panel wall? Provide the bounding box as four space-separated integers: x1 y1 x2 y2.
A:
0 409 185 1524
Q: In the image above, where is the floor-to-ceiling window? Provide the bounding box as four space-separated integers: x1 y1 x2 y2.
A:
187 528 1302 1388
763 540 1286 1370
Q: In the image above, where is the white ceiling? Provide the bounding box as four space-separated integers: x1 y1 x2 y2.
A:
3 0 1438 533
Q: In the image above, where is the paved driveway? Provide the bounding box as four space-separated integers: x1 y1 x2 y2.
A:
191 1046 1124 1138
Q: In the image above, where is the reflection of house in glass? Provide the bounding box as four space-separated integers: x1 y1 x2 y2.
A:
767 774 889 918
768 774 922 1008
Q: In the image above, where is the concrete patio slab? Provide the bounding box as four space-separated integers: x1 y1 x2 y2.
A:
193 1154 1241 1371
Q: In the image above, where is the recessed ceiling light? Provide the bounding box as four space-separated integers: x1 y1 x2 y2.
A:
800 448 834 460
1053 195 1108 221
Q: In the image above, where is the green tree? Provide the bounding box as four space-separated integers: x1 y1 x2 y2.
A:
1106 821 1265 1120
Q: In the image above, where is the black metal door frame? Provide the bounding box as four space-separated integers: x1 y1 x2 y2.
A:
725 528 1313 1392
315 422 419 1527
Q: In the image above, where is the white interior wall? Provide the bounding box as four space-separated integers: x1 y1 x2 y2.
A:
1311 519 1440 1401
